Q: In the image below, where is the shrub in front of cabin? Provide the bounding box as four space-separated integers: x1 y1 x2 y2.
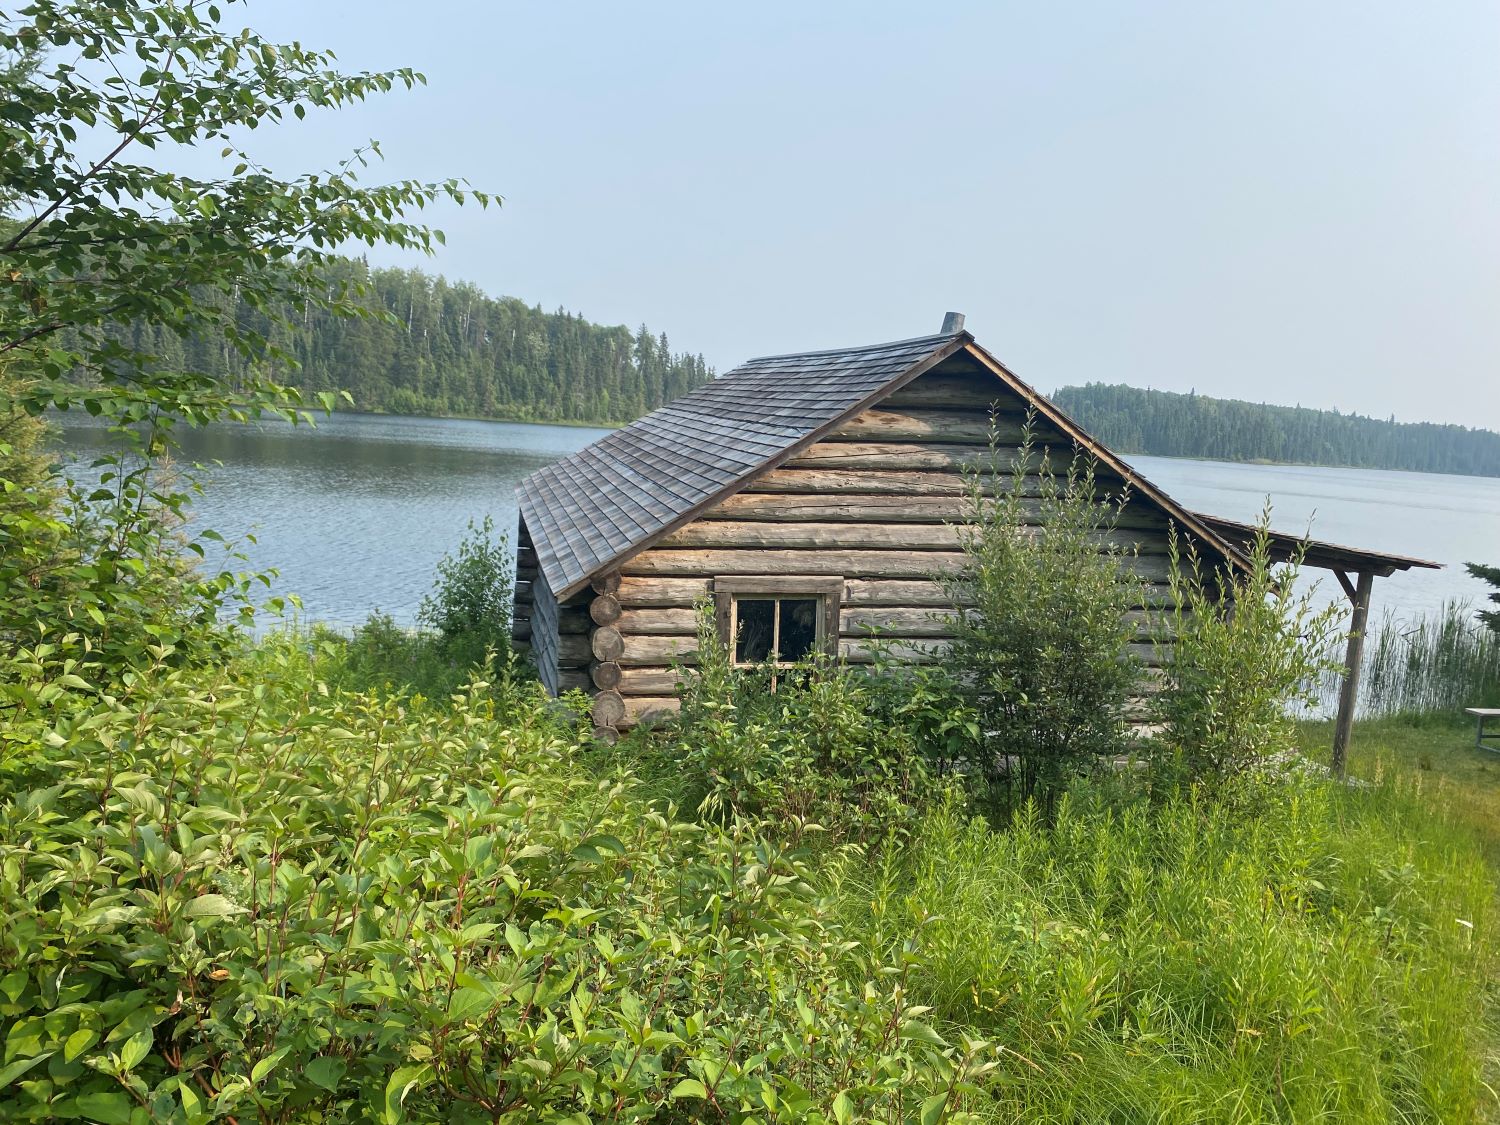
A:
944 422 1146 816
659 607 937 845
1150 510 1343 795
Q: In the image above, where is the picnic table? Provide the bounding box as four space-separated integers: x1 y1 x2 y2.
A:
1464 707 1500 753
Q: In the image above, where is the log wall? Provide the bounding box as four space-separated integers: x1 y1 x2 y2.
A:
512 517 592 696
579 355 1188 736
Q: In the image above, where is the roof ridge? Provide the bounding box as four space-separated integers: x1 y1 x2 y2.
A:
739 330 970 365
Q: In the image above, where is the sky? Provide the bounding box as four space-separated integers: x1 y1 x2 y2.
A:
213 1 1498 427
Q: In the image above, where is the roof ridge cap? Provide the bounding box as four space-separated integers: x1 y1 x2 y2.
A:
739 330 970 365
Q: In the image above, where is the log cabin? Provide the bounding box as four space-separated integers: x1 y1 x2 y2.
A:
513 315 1438 765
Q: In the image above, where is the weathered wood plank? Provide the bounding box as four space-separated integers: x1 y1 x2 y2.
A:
844 579 962 606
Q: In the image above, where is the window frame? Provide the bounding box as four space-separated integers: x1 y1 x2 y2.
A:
713 576 843 667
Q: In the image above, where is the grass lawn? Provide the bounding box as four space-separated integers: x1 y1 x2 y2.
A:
1300 713 1500 1115
1299 714 1500 864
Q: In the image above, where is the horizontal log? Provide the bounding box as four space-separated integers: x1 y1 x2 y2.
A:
883 372 1013 410
702 493 1171 531
707 492 972 522
617 666 690 695
615 576 712 607
747 468 1126 499
620 696 680 727
617 634 698 666
558 670 591 693
842 607 965 637
624 548 968 580
625 550 1190 584
787 442 1000 472
662 521 963 551
839 638 1172 667
557 635 592 665
617 607 700 635
845 579 963 606
829 409 1028 444
591 572 621 595
591 660 622 690
841 607 1182 641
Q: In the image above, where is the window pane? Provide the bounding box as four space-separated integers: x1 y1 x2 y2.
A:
778 598 819 662
735 598 775 663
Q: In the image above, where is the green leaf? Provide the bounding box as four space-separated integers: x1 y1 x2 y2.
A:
250 1046 290 1083
63 1028 99 1063
670 1078 707 1099
920 1092 949 1125
0 1051 53 1089
74 1090 135 1124
832 1090 853 1124
899 1020 948 1048
119 1027 153 1071
184 894 246 919
383 1063 432 1123
305 1055 346 1091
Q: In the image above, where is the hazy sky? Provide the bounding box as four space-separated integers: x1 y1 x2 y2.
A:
226 1 1498 426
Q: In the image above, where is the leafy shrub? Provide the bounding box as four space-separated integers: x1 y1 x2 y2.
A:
945 421 1145 814
317 519 518 700
656 607 937 845
1152 513 1343 794
417 515 514 668
0 637 996 1123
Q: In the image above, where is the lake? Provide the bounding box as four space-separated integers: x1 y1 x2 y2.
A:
54 412 1500 630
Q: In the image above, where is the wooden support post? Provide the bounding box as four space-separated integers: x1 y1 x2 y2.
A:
1331 570 1375 776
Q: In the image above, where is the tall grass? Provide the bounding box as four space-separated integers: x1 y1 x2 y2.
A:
832 776 1496 1122
1322 601 1500 719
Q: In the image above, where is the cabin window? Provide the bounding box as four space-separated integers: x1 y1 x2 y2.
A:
713 577 842 668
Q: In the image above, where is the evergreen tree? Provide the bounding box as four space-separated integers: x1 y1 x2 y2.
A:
1465 563 1500 633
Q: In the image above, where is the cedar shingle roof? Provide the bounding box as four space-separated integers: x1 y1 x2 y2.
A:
518 332 969 599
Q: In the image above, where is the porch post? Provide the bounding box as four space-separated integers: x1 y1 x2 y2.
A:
1330 570 1375 776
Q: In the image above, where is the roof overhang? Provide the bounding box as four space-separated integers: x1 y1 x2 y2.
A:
1190 512 1443 578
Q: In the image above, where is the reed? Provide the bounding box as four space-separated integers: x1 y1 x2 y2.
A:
1324 601 1500 719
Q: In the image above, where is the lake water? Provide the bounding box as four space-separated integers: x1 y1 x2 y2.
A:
54 413 1500 630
